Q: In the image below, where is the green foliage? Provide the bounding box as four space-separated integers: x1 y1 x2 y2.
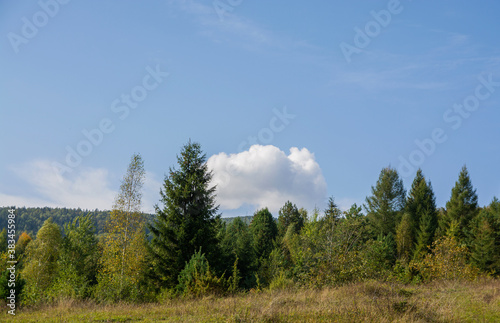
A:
412 234 479 282
469 201 500 274
363 233 397 279
396 213 413 262
148 141 220 289
96 153 147 302
365 167 406 237
250 208 277 271
442 165 479 244
0 266 25 302
287 205 369 287
50 215 99 300
0 229 7 253
406 169 438 261
220 217 256 288
0 206 112 238
21 218 62 305
324 196 342 223
177 249 228 297
277 201 305 238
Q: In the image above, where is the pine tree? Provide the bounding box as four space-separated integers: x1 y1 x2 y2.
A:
277 201 304 238
406 169 437 260
324 196 342 223
97 153 147 301
365 167 406 237
221 217 255 288
413 209 437 260
148 141 220 288
469 198 500 274
250 208 278 262
443 165 479 244
470 215 495 273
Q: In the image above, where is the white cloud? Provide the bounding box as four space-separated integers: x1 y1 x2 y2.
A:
207 145 327 214
1 160 162 213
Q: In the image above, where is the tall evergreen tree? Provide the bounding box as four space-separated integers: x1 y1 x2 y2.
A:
442 165 479 244
405 169 438 260
324 196 342 223
277 201 304 238
148 141 220 288
250 208 278 264
365 167 406 237
469 198 500 274
220 217 256 288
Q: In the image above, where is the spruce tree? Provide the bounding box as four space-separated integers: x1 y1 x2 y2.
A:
277 201 304 238
148 141 220 288
443 165 479 244
250 208 277 262
469 198 500 274
324 196 342 223
405 169 438 260
365 167 406 237
220 217 255 288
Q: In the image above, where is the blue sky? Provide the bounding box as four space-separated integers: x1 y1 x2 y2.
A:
1 0 499 216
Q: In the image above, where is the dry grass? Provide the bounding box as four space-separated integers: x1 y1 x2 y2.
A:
2 278 499 322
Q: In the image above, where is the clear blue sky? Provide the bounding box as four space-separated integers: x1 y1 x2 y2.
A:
1 1 499 216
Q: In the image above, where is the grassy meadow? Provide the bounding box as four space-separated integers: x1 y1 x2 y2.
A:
2 278 499 322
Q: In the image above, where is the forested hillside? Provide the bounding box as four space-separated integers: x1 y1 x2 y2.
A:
0 207 110 237
1 142 499 312
0 207 250 239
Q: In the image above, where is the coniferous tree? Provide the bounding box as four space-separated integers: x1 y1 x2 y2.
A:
148 141 220 288
365 167 406 237
469 198 500 274
250 208 278 263
277 201 304 238
324 196 342 223
406 169 438 260
442 165 479 244
469 215 496 273
220 217 255 288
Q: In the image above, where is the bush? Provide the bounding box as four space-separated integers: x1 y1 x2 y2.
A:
412 235 479 282
177 249 229 297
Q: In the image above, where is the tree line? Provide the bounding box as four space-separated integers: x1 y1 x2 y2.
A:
1 141 499 305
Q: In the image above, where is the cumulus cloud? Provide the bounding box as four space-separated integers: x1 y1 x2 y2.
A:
207 145 327 213
2 160 161 213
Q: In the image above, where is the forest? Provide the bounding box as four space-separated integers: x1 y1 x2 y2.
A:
1 141 499 320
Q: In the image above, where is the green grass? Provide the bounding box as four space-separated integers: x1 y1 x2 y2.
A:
2 278 499 322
